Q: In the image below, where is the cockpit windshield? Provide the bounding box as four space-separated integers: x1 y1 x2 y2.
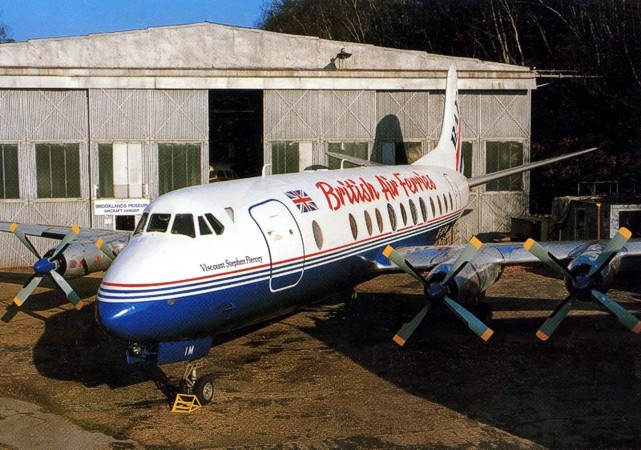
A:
171 214 196 238
135 211 224 238
146 213 172 233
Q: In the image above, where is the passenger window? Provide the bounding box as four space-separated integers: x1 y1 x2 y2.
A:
437 196 443 215
364 210 373 236
349 213 358 240
171 214 196 238
147 213 172 233
449 192 454 209
419 198 427 222
430 197 436 217
312 220 323 250
375 208 384 233
400 203 408 226
205 213 225 235
443 194 449 213
225 207 235 222
134 213 148 235
387 203 397 231
409 200 418 225
198 216 213 235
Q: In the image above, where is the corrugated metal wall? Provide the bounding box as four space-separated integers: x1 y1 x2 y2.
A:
89 89 208 229
0 88 208 266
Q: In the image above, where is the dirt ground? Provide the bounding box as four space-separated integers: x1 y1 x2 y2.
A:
1 266 641 449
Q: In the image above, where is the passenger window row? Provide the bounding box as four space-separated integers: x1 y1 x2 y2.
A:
338 190 458 244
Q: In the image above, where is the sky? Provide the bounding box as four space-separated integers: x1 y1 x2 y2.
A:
0 0 268 42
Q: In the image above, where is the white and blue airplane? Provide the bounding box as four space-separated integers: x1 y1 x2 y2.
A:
2 67 640 406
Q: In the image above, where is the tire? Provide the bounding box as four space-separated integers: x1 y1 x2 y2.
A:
194 374 215 405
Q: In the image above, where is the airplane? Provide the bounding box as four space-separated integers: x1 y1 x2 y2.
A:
1 67 639 408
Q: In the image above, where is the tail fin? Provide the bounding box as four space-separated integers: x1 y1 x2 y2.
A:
412 66 462 171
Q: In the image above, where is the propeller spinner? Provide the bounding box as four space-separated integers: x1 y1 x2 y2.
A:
9 223 83 309
524 227 640 341
383 236 494 346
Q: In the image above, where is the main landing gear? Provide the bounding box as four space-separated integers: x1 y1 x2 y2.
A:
177 360 215 406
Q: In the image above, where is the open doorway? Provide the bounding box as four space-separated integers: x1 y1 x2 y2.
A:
209 90 263 179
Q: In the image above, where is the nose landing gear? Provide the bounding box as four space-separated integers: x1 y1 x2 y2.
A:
172 360 215 412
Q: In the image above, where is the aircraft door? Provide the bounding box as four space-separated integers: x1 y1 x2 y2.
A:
249 200 305 291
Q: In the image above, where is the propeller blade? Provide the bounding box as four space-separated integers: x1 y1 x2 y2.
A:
535 294 576 341
13 274 44 307
10 223 41 259
524 238 572 279
590 289 641 334
392 303 431 346
383 245 427 285
443 296 494 341
587 227 632 278
442 236 483 284
49 224 80 260
96 237 117 260
49 270 82 309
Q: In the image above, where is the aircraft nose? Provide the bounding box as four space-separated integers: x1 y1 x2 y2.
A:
95 297 142 341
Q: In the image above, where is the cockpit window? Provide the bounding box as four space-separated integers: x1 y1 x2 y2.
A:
171 214 196 238
205 213 225 235
198 216 213 235
134 213 148 235
147 213 171 233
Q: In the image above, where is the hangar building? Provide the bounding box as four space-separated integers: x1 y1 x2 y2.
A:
0 22 536 267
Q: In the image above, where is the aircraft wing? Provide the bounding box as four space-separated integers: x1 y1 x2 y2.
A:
0 221 128 243
386 239 641 271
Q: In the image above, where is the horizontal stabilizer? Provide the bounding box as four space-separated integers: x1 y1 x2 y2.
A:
326 151 383 167
467 147 596 188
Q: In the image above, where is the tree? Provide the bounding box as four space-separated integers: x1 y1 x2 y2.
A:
259 0 641 211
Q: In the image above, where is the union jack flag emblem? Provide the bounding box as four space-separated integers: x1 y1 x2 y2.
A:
285 190 318 213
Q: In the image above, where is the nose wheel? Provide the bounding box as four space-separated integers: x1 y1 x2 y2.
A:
177 360 215 406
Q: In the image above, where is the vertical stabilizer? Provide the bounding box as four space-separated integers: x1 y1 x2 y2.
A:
412 66 462 171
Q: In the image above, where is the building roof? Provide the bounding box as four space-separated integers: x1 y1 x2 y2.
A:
0 22 535 90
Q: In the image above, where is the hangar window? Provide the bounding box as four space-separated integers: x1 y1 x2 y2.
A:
271 141 299 174
36 143 81 198
419 198 427 222
364 210 373 236
172 214 196 238
0 144 19 199
380 142 423 164
327 142 369 169
147 213 171 233
409 199 418 224
98 143 143 198
375 208 384 233
158 143 201 195
387 203 397 231
462 142 473 178
486 141 523 191
348 213 358 240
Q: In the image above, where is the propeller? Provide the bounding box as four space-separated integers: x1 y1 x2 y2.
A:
524 227 640 341
95 237 117 260
383 236 494 346
9 223 83 310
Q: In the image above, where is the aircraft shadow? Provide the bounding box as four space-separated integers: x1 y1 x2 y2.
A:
299 288 641 448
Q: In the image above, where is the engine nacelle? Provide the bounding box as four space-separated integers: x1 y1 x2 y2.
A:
566 242 627 295
427 261 501 305
47 241 114 279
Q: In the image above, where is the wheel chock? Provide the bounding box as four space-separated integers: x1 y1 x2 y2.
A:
171 394 202 413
